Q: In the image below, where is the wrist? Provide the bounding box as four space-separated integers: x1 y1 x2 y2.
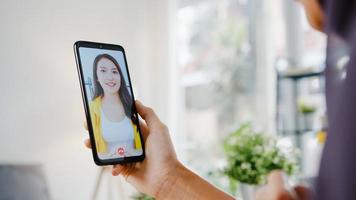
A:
154 161 235 200
155 161 187 199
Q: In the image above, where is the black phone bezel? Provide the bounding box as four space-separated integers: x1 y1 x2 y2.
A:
74 40 145 166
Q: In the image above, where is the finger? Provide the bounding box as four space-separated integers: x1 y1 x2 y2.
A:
121 163 136 180
135 100 162 129
294 185 313 200
84 138 92 149
112 163 136 179
112 165 125 176
139 120 149 140
267 170 285 190
84 121 88 131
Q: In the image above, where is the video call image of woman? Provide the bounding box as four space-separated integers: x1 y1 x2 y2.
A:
89 54 142 159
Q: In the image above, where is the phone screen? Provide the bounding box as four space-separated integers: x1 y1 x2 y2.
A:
75 42 144 164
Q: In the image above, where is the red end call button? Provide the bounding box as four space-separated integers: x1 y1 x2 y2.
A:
117 147 125 156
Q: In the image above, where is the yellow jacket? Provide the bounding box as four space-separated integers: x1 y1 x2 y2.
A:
89 97 142 153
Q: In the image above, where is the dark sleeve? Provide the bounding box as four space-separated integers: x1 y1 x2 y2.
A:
316 39 356 200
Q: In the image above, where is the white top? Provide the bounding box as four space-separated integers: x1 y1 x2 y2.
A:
101 109 134 156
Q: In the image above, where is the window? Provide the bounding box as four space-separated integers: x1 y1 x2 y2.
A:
177 0 256 193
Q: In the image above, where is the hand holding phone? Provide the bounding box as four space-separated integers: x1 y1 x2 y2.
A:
84 100 181 198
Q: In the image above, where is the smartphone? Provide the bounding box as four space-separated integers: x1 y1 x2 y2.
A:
74 41 145 165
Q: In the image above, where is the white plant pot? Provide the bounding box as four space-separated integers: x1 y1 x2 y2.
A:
239 183 262 200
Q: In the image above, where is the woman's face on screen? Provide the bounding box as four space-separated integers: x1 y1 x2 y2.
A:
96 57 121 95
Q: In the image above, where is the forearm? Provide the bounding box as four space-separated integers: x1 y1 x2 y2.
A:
156 163 235 200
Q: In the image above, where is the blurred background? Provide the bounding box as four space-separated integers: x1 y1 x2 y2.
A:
0 0 326 199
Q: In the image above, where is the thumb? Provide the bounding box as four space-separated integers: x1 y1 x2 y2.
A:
135 100 162 129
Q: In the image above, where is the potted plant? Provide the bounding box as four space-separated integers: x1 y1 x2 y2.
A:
223 124 298 200
298 99 317 130
131 193 155 200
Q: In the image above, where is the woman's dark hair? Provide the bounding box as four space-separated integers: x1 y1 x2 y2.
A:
92 54 136 122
